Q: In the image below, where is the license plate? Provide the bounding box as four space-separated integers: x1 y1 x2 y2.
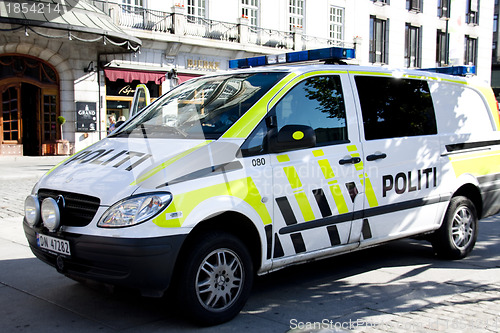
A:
37 233 71 256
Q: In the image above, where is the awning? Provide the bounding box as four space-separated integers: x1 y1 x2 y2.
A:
0 0 141 51
104 68 166 84
177 73 201 84
104 69 202 85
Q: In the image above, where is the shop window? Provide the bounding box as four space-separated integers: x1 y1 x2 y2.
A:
2 86 19 142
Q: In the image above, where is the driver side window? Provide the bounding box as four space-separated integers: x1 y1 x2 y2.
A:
274 75 348 145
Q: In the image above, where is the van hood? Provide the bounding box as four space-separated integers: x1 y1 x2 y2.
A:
35 138 236 206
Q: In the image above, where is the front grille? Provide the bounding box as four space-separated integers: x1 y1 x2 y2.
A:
38 189 100 227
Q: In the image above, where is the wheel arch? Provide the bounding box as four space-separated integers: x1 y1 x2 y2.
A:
452 183 483 218
175 211 264 274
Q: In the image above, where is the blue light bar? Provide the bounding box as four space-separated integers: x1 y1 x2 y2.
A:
419 65 476 76
228 46 356 69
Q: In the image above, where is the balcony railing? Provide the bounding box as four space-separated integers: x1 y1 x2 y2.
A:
119 5 174 33
86 1 347 51
249 26 294 49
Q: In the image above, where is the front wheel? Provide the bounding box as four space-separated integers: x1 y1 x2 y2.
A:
176 231 254 326
431 196 478 259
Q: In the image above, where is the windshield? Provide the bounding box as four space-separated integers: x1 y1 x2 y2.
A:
113 72 287 139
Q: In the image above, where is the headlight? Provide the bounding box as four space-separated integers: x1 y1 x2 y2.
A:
24 195 40 227
41 197 61 232
98 193 172 228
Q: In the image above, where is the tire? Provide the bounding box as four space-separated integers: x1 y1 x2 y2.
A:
176 231 254 326
431 196 478 259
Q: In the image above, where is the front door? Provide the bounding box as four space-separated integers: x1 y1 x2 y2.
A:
268 72 363 259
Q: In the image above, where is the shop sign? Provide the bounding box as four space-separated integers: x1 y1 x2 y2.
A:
186 59 221 71
76 102 97 132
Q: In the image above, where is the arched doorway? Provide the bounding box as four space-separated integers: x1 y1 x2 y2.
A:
0 55 59 156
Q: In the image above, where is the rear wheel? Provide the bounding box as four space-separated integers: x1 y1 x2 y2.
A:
176 231 253 326
431 196 478 259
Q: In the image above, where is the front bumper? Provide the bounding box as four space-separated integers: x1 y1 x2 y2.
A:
23 221 187 297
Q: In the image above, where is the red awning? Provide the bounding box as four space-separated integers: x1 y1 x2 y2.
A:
177 73 200 84
104 68 166 84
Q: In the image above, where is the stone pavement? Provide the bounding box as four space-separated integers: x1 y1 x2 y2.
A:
0 156 499 332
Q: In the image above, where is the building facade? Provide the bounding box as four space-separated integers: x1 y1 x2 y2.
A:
0 0 494 156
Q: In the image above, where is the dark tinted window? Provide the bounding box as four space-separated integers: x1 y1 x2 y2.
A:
355 76 437 140
273 75 348 145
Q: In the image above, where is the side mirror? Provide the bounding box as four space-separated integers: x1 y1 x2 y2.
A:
269 124 316 153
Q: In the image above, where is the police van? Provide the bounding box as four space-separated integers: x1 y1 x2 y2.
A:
23 47 500 325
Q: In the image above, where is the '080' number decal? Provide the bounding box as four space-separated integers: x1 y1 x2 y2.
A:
251 158 266 167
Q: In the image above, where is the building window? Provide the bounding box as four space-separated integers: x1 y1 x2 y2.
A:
187 0 206 23
406 0 422 12
372 0 389 4
329 6 344 45
465 35 478 66
122 0 143 13
369 16 388 64
437 0 450 18
466 0 479 25
494 14 498 33
405 24 421 68
289 0 304 31
436 30 449 66
242 0 259 27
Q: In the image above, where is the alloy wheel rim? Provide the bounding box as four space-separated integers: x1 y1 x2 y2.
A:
451 206 474 250
195 248 244 312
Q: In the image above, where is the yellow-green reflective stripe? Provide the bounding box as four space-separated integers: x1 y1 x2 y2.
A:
362 174 379 207
130 141 211 186
222 73 298 139
283 166 302 189
318 159 335 180
449 150 500 177
294 191 316 221
154 177 271 227
312 149 324 157
346 145 357 152
330 184 349 214
277 154 290 163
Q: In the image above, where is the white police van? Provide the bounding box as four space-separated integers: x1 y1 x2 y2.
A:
24 47 500 325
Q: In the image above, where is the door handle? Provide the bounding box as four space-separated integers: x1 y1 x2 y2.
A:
366 153 387 161
339 157 361 165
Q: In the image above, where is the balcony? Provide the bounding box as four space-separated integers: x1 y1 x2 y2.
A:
87 0 348 52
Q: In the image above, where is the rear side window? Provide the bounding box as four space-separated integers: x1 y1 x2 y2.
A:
355 76 437 140
429 82 494 134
